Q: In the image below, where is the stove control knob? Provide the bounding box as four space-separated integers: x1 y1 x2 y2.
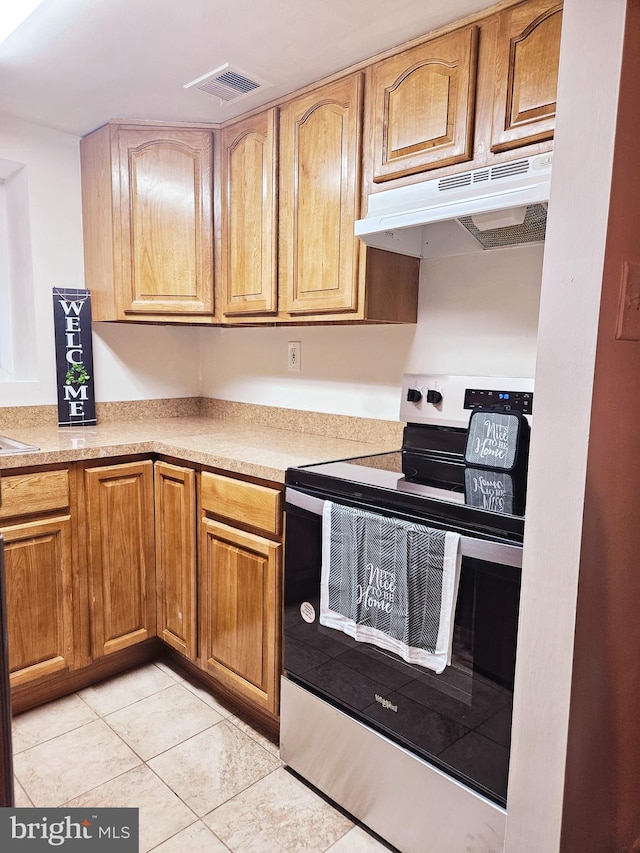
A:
406 388 422 403
426 389 443 405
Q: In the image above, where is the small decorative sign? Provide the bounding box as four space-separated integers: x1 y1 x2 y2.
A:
464 408 530 472
52 288 96 427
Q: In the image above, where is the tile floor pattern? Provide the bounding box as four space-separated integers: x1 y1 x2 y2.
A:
11 662 396 852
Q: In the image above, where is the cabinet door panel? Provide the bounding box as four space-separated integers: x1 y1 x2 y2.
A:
155 462 197 659
279 75 363 315
2 517 74 686
491 1 562 152
221 110 277 316
370 27 478 181
118 129 214 315
85 462 156 657
201 518 281 713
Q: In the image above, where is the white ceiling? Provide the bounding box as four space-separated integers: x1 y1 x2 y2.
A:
0 0 493 137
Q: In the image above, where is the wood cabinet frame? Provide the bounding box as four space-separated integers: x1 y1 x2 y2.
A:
219 109 278 319
199 517 282 715
81 124 217 323
369 26 479 182
362 0 562 197
84 461 156 658
2 517 75 686
0 465 88 687
155 461 197 660
491 0 563 152
279 74 364 317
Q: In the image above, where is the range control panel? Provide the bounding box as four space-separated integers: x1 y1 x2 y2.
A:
400 374 535 427
464 388 533 415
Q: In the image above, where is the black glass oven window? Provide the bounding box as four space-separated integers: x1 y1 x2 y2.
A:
283 504 520 807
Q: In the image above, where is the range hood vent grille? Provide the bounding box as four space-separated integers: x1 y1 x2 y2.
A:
458 203 548 249
491 158 531 179
438 158 531 194
184 63 271 103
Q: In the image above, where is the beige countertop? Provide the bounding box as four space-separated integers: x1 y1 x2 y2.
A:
0 414 401 483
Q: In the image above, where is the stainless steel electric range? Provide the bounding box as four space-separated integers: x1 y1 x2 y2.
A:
280 374 534 853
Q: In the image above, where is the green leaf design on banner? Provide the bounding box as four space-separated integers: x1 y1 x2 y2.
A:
65 362 91 385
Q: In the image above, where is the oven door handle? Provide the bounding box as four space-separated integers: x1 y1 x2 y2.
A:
285 486 522 569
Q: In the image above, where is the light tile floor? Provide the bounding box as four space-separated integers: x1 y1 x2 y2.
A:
11 661 396 852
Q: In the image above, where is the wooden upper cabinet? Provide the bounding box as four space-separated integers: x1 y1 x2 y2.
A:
85 461 156 658
80 123 215 322
220 109 278 317
491 0 562 152
279 74 363 316
369 27 478 182
118 129 214 316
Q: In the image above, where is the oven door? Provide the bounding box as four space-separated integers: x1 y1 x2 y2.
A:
283 487 522 807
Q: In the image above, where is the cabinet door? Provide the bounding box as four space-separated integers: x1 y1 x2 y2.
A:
155 462 197 660
221 109 278 317
279 74 363 316
369 26 478 182
491 0 562 152
200 518 281 714
117 128 214 317
1 517 74 686
85 461 156 657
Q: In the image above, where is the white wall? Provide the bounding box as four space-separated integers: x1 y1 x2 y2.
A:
199 243 543 420
504 0 626 850
0 115 200 407
92 323 201 402
0 115 84 405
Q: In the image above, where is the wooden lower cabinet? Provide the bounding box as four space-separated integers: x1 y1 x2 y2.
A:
85 461 156 658
155 461 197 659
2 516 75 686
2 457 284 723
200 517 282 715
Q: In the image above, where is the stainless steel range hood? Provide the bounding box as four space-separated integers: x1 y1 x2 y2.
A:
355 153 552 259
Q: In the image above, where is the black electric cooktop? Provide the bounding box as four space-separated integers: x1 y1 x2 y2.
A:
285 425 527 542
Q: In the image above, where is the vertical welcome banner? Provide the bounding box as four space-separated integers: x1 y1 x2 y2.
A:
52 288 96 427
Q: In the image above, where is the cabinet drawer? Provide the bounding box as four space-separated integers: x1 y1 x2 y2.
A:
200 472 282 536
0 469 70 520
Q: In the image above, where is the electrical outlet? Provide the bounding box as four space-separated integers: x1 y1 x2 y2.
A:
287 341 301 371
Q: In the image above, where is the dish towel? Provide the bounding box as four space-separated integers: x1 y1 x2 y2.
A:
320 501 461 674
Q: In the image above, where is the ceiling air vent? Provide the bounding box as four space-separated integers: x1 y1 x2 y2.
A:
183 63 271 104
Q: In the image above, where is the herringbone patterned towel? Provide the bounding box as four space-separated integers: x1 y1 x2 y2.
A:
319 502 461 674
